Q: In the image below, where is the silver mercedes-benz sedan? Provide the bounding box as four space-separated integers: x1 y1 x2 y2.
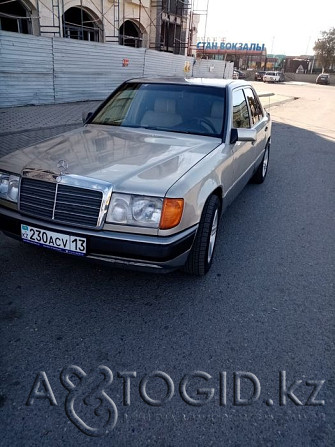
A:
0 78 271 275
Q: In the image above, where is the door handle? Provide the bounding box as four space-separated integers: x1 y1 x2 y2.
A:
265 126 268 132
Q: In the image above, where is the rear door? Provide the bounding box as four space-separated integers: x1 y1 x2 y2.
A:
243 87 269 163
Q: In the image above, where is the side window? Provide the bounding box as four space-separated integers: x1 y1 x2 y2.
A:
244 88 264 125
232 89 250 128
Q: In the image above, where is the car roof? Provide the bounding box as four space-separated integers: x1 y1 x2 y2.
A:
125 77 250 89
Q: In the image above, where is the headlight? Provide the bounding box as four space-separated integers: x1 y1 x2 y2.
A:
0 172 20 203
106 194 163 228
106 193 184 229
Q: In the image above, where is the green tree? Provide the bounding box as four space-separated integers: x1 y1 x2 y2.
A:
313 28 335 72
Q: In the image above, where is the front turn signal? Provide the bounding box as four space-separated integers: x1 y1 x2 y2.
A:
159 198 184 230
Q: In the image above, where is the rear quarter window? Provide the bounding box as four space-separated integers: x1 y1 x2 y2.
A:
244 88 264 125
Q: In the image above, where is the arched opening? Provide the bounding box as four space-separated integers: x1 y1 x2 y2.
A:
63 7 102 42
119 20 142 48
0 0 35 34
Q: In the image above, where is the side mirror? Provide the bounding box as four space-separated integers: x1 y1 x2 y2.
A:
230 128 257 144
82 111 93 124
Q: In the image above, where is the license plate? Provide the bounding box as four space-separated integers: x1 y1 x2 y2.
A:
21 224 86 256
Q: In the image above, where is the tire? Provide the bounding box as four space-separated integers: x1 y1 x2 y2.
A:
252 144 270 184
183 195 221 276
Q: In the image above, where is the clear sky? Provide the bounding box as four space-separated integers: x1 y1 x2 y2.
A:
193 0 335 55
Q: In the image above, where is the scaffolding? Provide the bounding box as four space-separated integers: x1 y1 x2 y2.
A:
10 0 208 53
149 0 207 55
187 0 209 56
106 0 143 47
37 0 63 37
149 0 191 54
105 0 120 43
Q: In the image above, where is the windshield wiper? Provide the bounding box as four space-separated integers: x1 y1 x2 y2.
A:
91 122 121 126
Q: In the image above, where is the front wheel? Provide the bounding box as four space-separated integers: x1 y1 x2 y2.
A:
252 144 270 184
183 195 221 276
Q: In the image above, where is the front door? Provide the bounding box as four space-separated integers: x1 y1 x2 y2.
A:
230 88 255 184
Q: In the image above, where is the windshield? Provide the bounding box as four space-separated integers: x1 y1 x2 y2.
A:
91 82 226 137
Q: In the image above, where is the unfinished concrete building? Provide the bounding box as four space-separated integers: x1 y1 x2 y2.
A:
0 0 204 55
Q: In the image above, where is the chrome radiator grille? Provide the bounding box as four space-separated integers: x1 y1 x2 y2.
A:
20 178 103 228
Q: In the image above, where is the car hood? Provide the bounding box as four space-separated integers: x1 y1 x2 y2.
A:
1 125 221 196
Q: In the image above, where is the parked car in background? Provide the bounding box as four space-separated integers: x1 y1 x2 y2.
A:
263 71 284 83
0 78 271 276
254 70 266 81
316 73 330 85
234 69 246 79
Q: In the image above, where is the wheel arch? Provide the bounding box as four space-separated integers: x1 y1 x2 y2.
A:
197 182 223 216
161 160 226 237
